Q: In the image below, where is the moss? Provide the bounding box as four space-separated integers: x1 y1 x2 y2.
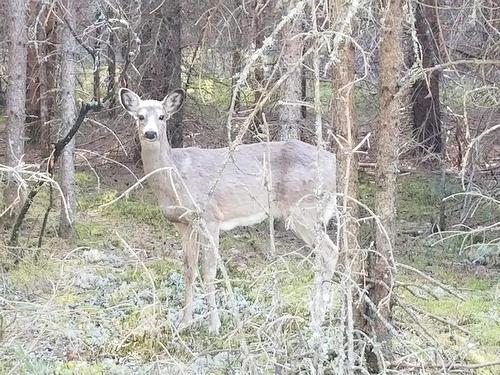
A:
405 291 499 346
54 293 82 306
113 308 171 359
78 189 118 211
0 114 5 133
75 221 109 241
120 258 180 288
75 171 96 190
397 175 441 222
55 361 106 375
148 258 181 278
279 260 314 314
8 260 58 291
107 197 166 226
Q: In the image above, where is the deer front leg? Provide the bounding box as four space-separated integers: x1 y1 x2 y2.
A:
201 224 221 334
179 225 198 327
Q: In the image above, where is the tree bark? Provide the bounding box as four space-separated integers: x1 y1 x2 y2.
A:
138 0 183 147
278 0 304 140
3 0 28 218
231 5 242 112
332 35 366 331
58 0 78 238
164 0 183 148
38 12 58 157
37 4 57 156
26 3 40 143
411 0 442 153
368 0 403 369
252 0 265 131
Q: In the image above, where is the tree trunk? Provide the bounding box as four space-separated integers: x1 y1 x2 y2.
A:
231 6 242 113
163 0 183 148
278 0 304 141
411 0 442 153
332 36 366 330
3 0 28 218
26 15 40 143
368 0 403 369
252 0 265 131
138 0 183 147
58 0 78 238
107 31 116 110
38 5 57 156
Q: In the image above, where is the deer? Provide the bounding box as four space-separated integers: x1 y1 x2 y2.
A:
119 87 338 334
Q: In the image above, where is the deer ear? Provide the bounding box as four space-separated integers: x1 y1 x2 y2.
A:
119 88 141 114
162 89 185 114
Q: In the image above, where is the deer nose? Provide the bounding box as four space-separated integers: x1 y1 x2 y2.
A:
144 131 157 140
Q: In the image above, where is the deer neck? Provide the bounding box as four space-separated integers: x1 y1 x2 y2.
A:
140 136 185 207
140 135 175 172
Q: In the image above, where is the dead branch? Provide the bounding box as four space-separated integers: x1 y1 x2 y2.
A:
8 101 98 251
397 262 465 301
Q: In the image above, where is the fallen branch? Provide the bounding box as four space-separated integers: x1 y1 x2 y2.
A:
397 263 464 301
404 302 472 336
391 359 500 371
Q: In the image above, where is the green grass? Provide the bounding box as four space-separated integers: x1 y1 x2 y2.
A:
74 221 110 242
279 260 314 314
8 259 58 292
358 172 470 224
77 189 163 227
75 171 175 237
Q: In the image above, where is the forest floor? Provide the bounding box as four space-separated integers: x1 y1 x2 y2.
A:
0 161 498 374
0 109 499 374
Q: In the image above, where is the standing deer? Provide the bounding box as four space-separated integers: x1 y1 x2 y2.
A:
119 88 338 334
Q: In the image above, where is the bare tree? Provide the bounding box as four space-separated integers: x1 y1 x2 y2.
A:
368 0 403 368
278 0 304 140
411 0 442 153
58 0 78 238
2 0 28 218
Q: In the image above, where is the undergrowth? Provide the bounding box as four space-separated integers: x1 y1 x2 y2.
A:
0 170 498 373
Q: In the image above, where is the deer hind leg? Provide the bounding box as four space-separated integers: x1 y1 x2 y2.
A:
288 211 338 329
201 222 221 334
179 224 199 327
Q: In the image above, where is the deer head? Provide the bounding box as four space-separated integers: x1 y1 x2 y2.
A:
119 88 185 144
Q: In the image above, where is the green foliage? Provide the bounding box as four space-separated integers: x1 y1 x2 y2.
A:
186 76 232 108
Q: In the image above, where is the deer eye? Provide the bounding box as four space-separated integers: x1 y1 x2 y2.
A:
138 115 145 121
159 115 165 121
